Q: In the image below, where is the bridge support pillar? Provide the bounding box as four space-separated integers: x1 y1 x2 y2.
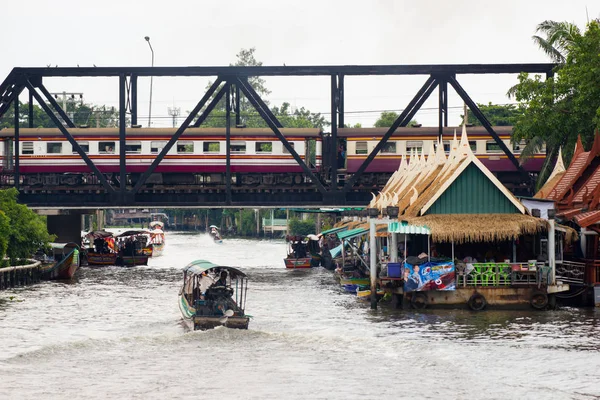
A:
47 213 83 244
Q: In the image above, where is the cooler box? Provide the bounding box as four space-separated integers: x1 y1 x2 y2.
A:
387 262 402 278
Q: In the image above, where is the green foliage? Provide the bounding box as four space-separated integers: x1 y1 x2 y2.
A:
508 19 600 189
288 217 316 236
0 188 55 260
0 101 121 129
374 111 416 128
0 210 9 259
199 48 329 129
463 103 522 126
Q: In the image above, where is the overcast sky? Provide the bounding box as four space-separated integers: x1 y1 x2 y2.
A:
2 0 597 128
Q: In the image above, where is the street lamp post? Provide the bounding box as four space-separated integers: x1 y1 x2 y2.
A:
144 36 154 127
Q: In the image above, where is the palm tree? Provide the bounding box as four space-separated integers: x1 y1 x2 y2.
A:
507 20 582 191
531 20 581 63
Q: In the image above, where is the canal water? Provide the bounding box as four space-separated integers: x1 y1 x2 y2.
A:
1 232 599 399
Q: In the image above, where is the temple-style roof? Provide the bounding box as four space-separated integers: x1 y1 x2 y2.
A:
367 125 544 243
537 130 600 228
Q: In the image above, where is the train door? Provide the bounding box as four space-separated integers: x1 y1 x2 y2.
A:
1 138 13 170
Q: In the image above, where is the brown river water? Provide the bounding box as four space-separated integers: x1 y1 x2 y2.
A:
1 232 599 399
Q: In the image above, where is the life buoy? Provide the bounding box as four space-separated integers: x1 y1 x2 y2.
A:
468 292 487 311
530 291 549 310
410 292 428 309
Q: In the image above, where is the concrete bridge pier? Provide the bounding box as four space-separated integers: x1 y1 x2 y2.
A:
37 210 87 244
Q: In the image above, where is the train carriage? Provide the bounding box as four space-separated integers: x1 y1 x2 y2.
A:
0 127 322 187
0 125 544 192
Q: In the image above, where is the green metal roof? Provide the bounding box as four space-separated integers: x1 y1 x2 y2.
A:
183 260 247 278
320 226 348 236
427 164 520 214
337 227 369 240
388 221 431 235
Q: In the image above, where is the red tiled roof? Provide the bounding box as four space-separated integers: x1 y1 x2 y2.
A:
547 152 589 201
573 210 600 228
574 167 600 203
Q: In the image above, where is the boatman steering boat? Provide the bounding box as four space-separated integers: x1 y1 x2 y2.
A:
178 260 249 330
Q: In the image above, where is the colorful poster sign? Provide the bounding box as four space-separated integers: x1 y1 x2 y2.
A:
403 261 455 292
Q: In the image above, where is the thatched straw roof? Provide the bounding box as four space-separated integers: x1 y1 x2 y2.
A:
403 214 547 243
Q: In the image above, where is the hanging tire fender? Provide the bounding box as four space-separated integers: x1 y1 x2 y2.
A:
468 292 487 311
410 292 428 309
530 291 549 310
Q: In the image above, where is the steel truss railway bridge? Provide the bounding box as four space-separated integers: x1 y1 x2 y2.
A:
0 63 554 208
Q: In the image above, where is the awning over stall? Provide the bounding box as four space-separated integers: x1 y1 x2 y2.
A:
320 226 348 236
388 221 431 235
337 227 369 241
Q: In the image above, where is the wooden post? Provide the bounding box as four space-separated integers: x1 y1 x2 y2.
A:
369 218 377 309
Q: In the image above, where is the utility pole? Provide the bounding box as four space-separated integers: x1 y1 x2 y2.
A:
168 107 180 128
50 92 83 125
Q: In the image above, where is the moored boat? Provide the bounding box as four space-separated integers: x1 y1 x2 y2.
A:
84 230 118 266
178 260 250 330
40 242 80 280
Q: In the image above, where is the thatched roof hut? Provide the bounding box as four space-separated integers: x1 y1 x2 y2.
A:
370 124 545 243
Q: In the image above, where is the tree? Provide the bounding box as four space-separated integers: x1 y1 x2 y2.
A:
374 111 416 128
0 188 54 261
0 101 120 128
508 19 600 189
462 103 522 126
199 48 329 129
0 210 9 260
532 20 581 63
288 217 315 236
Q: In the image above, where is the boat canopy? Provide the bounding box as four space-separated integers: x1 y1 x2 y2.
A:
115 230 150 238
337 227 369 241
149 221 164 228
183 259 247 279
320 226 348 236
85 230 114 239
49 242 80 250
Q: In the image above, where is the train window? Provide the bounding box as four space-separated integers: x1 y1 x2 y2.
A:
99 141 115 154
72 142 89 153
177 141 194 153
355 141 368 155
406 140 422 154
230 141 246 153
469 141 477 152
443 141 451 152
203 142 220 153
486 141 502 153
151 141 167 154
22 142 34 155
47 142 62 154
381 141 396 154
282 142 295 154
256 142 272 153
125 141 142 154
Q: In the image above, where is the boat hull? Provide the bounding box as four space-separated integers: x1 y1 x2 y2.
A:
41 252 79 280
87 252 117 266
118 255 149 266
284 257 312 269
142 246 153 257
151 242 165 256
179 295 249 331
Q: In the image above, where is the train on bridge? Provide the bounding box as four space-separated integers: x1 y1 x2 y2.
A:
0 126 543 191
